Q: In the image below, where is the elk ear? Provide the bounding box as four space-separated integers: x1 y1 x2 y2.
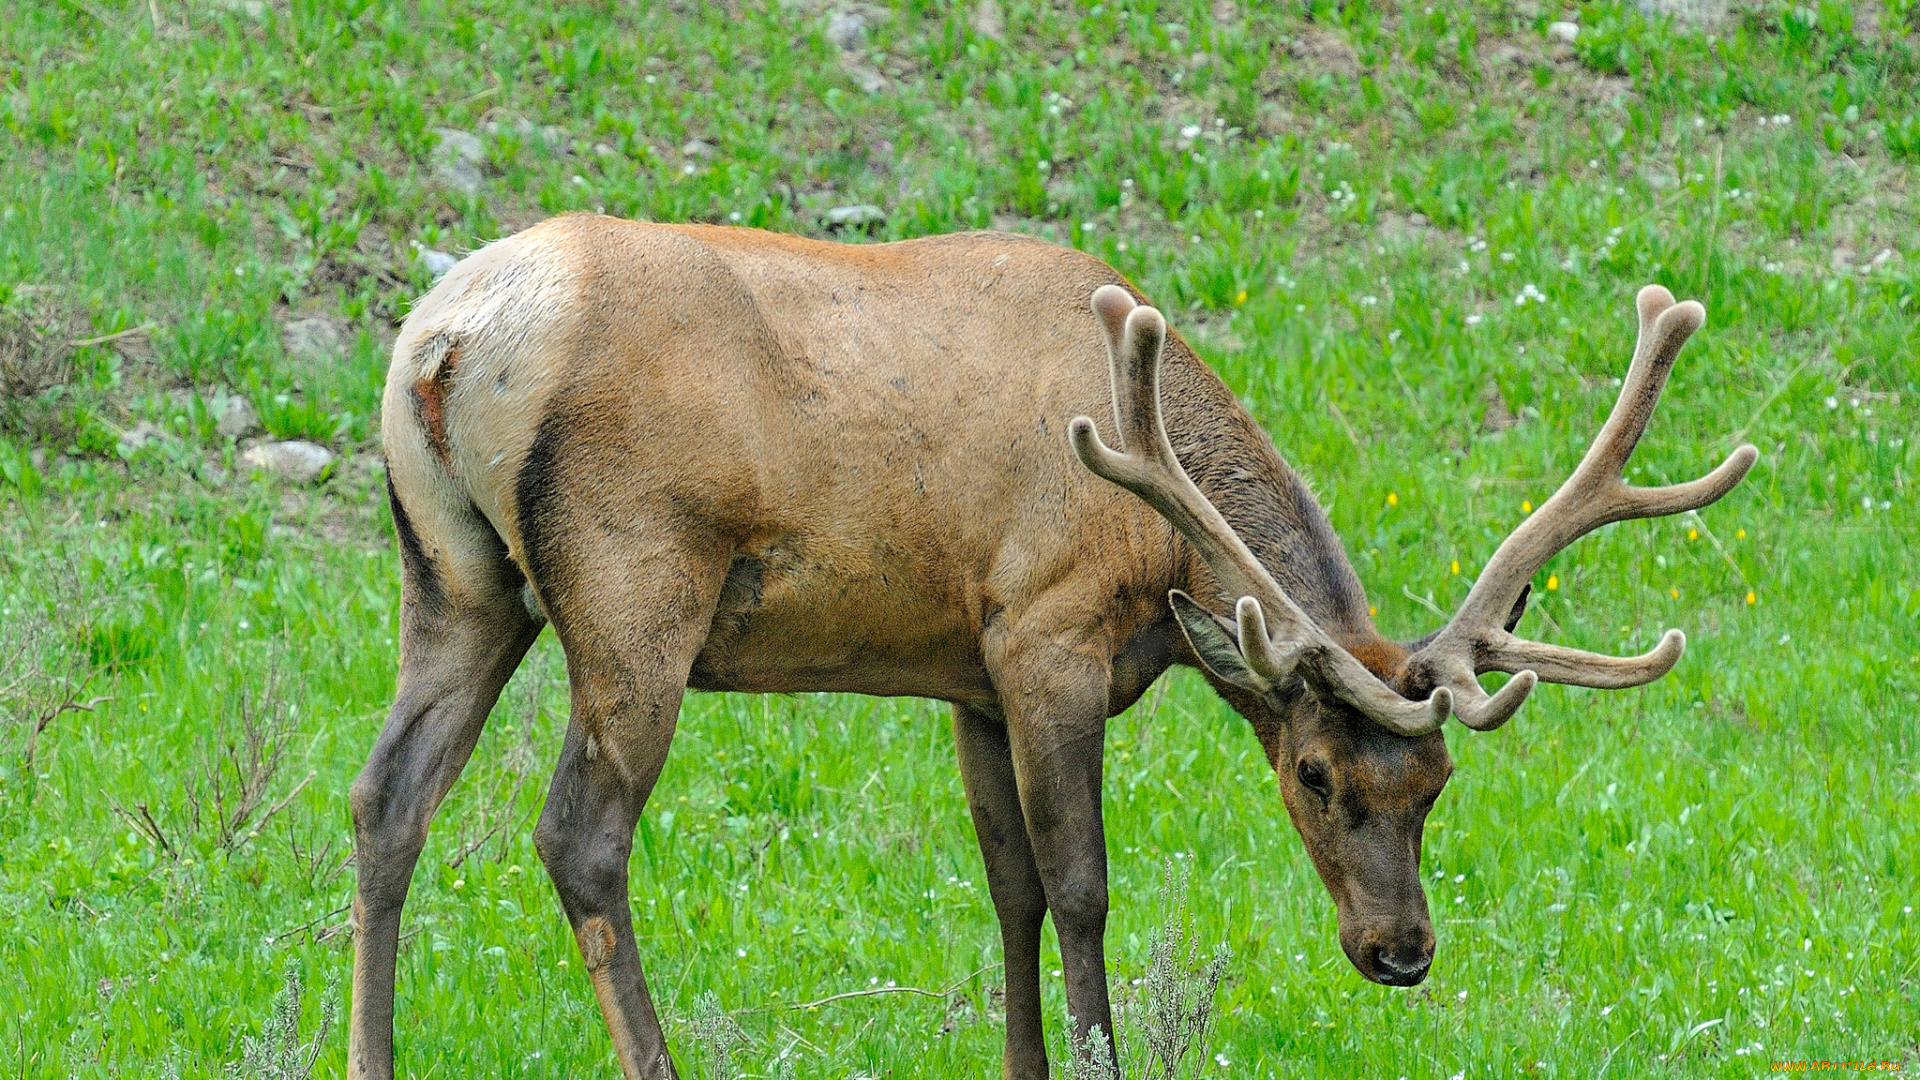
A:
1170 590 1269 694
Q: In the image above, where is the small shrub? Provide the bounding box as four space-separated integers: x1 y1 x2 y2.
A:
0 306 71 402
0 563 111 776
685 990 748 1080
224 960 336 1080
111 653 312 861
1057 861 1231 1080
188 660 313 853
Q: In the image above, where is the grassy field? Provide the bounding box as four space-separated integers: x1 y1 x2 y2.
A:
1 0 1917 1075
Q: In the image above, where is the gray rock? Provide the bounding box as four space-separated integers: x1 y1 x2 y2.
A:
971 0 1004 40
216 394 258 439
416 247 460 279
282 317 344 361
826 10 867 49
242 440 335 484
1546 20 1579 42
1375 212 1429 245
433 127 485 161
681 138 715 159
825 204 886 227
118 422 166 457
432 127 486 195
845 62 887 93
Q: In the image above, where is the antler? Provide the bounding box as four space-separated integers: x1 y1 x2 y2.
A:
1402 285 1759 730
1068 285 1454 736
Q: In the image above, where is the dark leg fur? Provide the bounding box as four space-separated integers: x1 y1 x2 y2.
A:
998 644 1118 1073
955 705 1051 1080
347 587 541 1079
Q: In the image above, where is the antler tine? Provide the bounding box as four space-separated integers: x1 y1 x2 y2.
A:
1478 628 1685 689
1069 285 1452 737
1450 671 1537 732
1408 286 1759 727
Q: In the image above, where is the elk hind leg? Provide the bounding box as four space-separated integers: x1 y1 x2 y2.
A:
533 539 726 1080
348 505 543 1079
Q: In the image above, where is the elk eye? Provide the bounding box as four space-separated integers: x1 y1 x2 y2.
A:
1296 758 1331 796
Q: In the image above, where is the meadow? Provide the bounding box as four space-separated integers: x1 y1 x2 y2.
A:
1 0 1916 1075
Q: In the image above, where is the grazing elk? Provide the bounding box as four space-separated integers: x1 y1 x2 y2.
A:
350 214 1755 1079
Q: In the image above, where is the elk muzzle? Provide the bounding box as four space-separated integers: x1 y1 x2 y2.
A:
1338 910 1436 987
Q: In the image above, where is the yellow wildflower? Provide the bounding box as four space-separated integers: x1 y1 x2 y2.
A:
1387 491 1399 506
1746 590 1756 606
1688 528 1698 541
1669 587 1680 599
1736 528 1747 539
1235 289 1248 305
1451 559 1460 575
1546 574 1559 591
1522 500 1533 514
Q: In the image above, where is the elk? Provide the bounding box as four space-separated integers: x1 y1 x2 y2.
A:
349 214 1756 1080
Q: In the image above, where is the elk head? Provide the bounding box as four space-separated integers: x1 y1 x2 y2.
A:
1069 283 1756 987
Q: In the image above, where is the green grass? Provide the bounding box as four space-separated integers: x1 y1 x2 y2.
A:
2 0 1917 1075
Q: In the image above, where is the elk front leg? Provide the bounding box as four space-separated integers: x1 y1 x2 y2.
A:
997 644 1118 1070
348 593 543 1080
954 704 1050 1080
532 537 726 1080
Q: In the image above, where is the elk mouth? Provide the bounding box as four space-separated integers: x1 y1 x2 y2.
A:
1340 925 1435 987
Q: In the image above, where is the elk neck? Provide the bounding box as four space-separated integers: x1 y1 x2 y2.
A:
1153 335 1409 685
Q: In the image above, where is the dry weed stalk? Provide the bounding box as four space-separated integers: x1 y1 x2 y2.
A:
0 305 72 402
108 796 175 859
0 563 110 773
188 659 313 853
686 989 748 1080
285 807 351 890
1059 860 1231 1080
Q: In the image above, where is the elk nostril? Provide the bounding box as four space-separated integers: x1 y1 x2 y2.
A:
1371 945 1432 985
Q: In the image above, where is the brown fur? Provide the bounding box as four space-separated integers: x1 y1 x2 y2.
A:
1345 638 1412 684
350 217 1449 1080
